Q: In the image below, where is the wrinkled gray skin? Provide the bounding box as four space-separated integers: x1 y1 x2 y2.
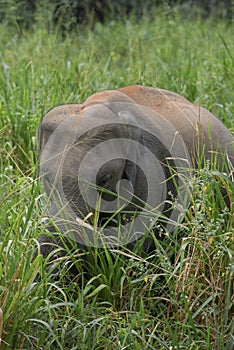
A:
37 85 234 258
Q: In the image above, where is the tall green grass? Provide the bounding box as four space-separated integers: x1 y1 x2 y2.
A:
0 11 233 350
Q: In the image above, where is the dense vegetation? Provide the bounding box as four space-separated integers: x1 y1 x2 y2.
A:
0 0 232 32
0 5 233 350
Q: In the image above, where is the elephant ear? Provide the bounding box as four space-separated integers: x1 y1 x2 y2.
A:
117 110 143 186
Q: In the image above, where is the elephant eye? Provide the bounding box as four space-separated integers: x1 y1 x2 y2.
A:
98 173 112 188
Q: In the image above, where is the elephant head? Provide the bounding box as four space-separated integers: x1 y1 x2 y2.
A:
38 85 234 255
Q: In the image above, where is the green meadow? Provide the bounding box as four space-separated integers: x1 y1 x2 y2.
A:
0 8 233 350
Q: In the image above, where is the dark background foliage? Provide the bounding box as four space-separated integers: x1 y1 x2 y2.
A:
0 0 233 33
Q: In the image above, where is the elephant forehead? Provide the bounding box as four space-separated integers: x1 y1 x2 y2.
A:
82 89 136 106
40 101 190 172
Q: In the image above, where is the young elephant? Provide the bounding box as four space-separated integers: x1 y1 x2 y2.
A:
37 85 234 258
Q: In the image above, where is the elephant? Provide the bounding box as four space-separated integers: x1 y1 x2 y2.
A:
37 85 234 259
